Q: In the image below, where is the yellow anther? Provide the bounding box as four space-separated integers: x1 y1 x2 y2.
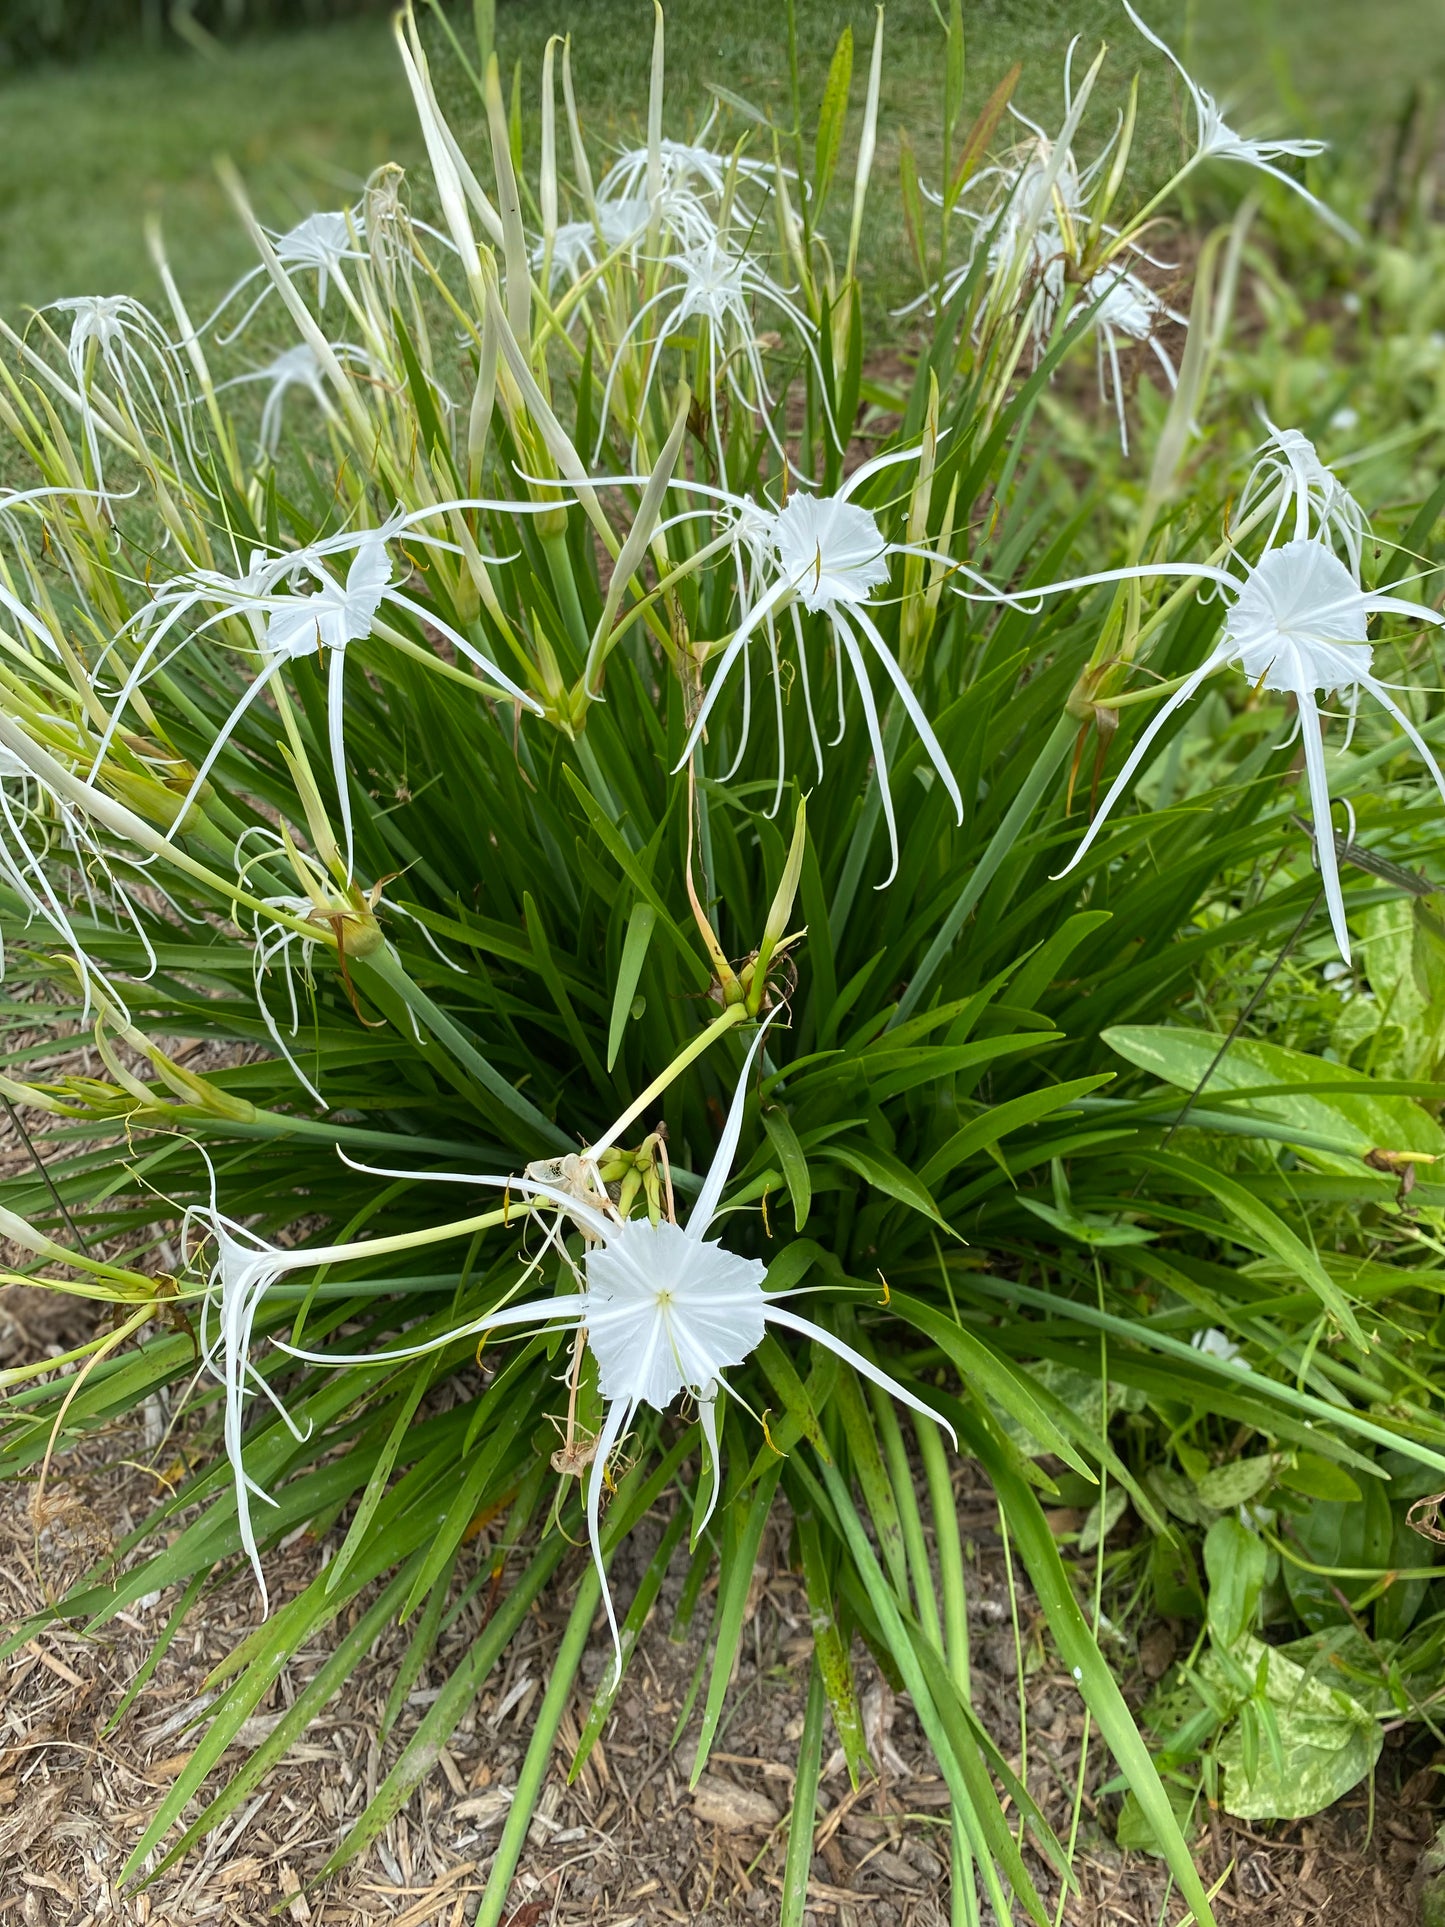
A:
876 1269 891 1307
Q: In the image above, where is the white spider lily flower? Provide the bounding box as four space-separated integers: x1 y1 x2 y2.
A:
202 209 369 344
532 196 651 289
717 495 822 815
598 116 782 248
931 129 1088 336
186 1180 322 1612
904 71 1180 452
263 1021 955 1673
1084 265 1187 455
94 505 549 877
0 732 167 1022
45 295 191 503
599 115 779 205
1124 2 1357 242
1190 1327 1249 1368
904 40 1108 338
215 341 368 456
675 448 969 882
1237 414 1367 573
962 536 1445 962
596 237 828 471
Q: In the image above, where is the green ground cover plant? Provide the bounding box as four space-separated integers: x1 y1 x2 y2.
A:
2 2 1445 1921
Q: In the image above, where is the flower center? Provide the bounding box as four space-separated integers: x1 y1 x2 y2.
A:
771 493 891 612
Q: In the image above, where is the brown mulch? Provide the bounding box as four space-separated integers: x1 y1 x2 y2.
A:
0 1281 1435 1927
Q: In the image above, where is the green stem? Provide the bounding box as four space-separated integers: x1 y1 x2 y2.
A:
870 1380 941 1643
590 1001 748 1159
542 528 591 667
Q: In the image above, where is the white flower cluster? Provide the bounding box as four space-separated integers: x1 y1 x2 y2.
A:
0 0 1435 1675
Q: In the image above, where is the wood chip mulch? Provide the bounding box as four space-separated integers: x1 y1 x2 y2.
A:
0 1282 1435 1927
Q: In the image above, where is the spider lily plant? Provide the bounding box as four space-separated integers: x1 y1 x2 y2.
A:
2 9 1442 1927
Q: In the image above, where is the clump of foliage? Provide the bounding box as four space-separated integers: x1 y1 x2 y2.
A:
2 3 1444 1921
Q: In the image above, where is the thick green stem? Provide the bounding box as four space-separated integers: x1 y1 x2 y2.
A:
589 1001 748 1160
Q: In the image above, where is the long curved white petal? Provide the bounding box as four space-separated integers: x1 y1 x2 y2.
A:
330 1149 618 1246
1360 674 1445 811
1053 643 1231 878
673 573 795 773
167 655 289 835
762 1303 957 1446
851 602 964 825
1295 678 1349 962
695 1378 723 1542
833 612 900 886
588 1392 637 1685
688 1013 777 1239
272 1291 585 1366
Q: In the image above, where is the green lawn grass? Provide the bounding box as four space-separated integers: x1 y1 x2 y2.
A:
0 0 1438 322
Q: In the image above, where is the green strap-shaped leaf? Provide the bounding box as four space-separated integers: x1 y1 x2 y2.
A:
381 1544 459 1745
762 1105 811 1229
801 1454 1050 1927
923 1074 1116 1191
133 1561 419 1884
320 1536 568 1883
812 26 853 217
957 1405 1218 1927
607 899 657 1071
325 1365 434 1593
1138 1149 1365 1347
825 1137 948 1228
690 1456 783 1785
892 1290 1093 1479
794 1500 870 1785
832 1366 910 1596
780 1659 827 1927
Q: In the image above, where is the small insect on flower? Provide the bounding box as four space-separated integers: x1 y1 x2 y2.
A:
1124 2 1357 241
959 507 1445 962
265 1019 956 1677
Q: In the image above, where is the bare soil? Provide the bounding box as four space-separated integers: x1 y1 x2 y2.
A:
0 1281 1435 1927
